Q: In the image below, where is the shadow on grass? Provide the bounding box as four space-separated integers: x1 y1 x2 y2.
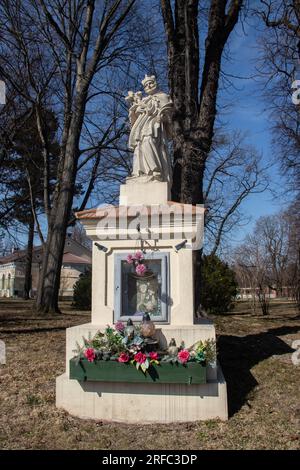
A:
218 325 300 417
216 300 298 317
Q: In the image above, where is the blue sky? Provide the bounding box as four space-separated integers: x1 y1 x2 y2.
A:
217 15 286 244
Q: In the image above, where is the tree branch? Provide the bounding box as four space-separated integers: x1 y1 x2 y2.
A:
38 0 72 50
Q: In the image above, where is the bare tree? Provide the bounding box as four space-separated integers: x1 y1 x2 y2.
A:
204 131 269 255
256 0 300 193
256 214 291 295
234 204 300 314
234 234 271 315
284 197 300 310
234 260 258 312
0 0 139 313
69 223 92 250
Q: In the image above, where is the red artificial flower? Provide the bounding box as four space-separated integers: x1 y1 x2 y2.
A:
177 349 190 364
149 351 158 361
118 352 130 363
134 352 147 364
84 348 96 363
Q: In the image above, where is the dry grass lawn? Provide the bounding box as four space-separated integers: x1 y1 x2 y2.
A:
0 298 299 450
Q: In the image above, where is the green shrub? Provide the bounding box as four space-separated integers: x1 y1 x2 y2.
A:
200 254 237 314
73 269 91 310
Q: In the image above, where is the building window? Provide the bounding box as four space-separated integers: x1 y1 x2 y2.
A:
7 273 11 289
1 274 4 290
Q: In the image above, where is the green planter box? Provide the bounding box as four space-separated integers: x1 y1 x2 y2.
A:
69 358 206 385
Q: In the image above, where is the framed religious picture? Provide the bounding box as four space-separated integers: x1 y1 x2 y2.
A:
114 251 170 322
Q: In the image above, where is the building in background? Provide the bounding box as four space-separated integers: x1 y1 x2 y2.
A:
236 286 292 300
0 237 91 299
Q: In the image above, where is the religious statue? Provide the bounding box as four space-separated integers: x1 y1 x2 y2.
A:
128 275 159 316
136 279 158 314
125 75 173 184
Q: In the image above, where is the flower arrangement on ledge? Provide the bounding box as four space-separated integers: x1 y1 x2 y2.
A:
73 318 159 374
73 318 216 376
161 338 216 365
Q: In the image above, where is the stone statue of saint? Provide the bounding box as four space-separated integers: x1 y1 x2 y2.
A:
125 75 173 184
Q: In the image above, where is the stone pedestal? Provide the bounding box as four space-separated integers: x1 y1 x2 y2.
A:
56 180 228 422
56 321 227 422
120 180 169 205
56 366 227 423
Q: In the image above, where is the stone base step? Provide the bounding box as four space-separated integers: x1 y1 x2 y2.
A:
56 365 228 423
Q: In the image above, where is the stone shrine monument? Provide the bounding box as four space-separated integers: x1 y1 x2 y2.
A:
56 75 228 422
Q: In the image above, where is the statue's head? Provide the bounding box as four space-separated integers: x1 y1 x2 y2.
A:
142 74 157 95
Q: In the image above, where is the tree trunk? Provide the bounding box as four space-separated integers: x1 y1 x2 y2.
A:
23 215 34 300
258 288 269 316
35 90 87 314
161 0 243 315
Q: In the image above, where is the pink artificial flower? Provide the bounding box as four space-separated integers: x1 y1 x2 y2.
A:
177 349 190 364
134 251 144 261
134 352 147 364
149 352 158 361
84 348 96 363
126 254 134 264
135 263 147 276
115 320 125 333
118 352 130 363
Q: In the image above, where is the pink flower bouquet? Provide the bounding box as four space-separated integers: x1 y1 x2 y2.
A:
126 250 148 276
